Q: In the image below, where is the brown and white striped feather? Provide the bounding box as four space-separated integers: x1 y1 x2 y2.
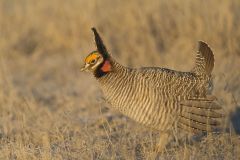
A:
97 60 222 133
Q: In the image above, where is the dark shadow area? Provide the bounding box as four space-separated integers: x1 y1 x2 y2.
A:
230 106 240 135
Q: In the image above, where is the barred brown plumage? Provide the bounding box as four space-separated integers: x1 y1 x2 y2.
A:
81 28 224 152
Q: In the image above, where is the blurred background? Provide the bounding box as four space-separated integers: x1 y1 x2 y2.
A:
0 0 239 159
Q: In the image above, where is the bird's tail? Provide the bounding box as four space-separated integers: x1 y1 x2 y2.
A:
192 41 214 76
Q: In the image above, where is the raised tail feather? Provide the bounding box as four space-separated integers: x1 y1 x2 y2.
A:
192 41 214 76
177 96 224 134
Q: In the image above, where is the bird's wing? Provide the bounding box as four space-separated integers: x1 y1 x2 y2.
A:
137 67 223 133
177 96 224 134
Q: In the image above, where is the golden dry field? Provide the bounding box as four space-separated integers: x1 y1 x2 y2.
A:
0 0 240 159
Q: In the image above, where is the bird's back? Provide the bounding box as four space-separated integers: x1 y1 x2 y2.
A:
137 67 210 98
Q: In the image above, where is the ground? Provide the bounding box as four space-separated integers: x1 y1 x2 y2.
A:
0 0 240 159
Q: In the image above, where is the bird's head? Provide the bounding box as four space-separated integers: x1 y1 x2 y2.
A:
81 50 112 72
81 28 112 76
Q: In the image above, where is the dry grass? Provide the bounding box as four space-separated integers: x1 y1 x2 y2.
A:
0 0 240 159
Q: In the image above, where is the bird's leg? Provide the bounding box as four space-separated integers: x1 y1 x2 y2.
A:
155 132 171 153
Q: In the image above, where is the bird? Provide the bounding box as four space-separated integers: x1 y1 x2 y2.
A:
81 28 224 152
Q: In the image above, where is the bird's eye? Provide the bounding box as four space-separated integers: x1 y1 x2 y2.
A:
90 59 96 64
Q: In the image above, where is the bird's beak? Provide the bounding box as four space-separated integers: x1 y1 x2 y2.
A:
80 64 89 71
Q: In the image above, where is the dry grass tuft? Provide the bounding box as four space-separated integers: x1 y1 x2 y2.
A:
0 0 240 159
